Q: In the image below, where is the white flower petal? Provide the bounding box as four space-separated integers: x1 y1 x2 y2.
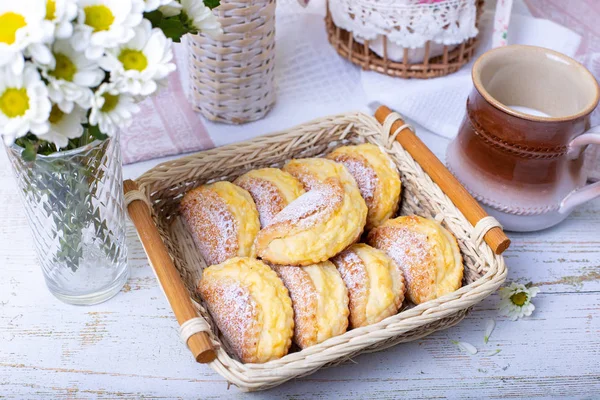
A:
28 43 53 65
452 340 478 355
158 1 182 17
11 56 25 76
484 319 495 344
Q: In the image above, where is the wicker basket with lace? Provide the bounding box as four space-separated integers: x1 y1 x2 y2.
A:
326 0 485 79
131 111 507 391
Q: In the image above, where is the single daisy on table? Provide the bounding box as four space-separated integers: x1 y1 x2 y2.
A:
36 104 86 149
499 282 540 321
71 0 145 60
42 39 104 112
89 83 140 136
180 0 222 37
0 63 51 145
100 19 176 96
0 0 51 74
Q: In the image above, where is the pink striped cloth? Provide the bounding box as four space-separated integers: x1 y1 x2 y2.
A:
121 63 214 164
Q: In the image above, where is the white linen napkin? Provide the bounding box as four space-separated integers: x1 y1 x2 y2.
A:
361 11 582 139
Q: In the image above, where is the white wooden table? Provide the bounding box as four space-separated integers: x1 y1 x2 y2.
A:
1 128 599 399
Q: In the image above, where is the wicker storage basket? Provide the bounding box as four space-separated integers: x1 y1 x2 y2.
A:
326 0 484 79
132 111 507 391
186 0 276 124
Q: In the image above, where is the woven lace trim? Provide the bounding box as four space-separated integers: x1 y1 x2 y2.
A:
330 0 479 49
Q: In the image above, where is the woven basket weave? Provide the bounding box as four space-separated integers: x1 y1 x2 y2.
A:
326 0 484 79
134 112 507 391
186 0 276 124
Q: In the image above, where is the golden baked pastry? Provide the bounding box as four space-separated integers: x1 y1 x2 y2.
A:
255 158 367 265
273 261 349 349
327 143 402 229
180 181 260 266
234 168 305 228
331 244 404 328
367 216 463 305
197 257 294 363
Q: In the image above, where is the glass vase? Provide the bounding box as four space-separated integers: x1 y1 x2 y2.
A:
6 135 128 305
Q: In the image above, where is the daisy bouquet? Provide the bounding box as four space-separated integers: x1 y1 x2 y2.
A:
1 0 221 280
0 0 221 159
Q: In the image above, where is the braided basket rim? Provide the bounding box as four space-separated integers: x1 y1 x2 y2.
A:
134 111 507 392
325 0 485 79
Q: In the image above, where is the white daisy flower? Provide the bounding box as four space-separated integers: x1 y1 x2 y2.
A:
89 83 140 136
0 63 51 145
499 282 540 321
99 19 176 96
71 0 145 60
43 0 78 39
158 1 182 17
0 1 51 74
181 0 222 37
36 104 85 149
144 0 177 13
42 39 104 112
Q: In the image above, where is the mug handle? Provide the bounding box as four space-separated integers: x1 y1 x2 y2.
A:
560 126 600 214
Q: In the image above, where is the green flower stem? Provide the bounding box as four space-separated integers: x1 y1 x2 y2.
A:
16 133 118 272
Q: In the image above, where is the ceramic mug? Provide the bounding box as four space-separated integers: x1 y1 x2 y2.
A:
447 45 600 232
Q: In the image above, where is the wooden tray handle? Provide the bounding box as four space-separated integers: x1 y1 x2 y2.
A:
124 180 216 363
374 106 511 255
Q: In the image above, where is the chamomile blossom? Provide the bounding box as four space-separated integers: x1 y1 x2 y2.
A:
499 282 540 321
181 0 222 37
37 104 85 149
99 20 175 96
89 83 140 136
144 0 177 13
0 63 51 145
43 0 78 39
0 1 51 74
71 0 145 60
42 39 104 112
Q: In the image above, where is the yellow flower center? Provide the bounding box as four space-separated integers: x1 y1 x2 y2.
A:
46 0 57 20
101 93 119 113
0 88 29 118
84 5 114 32
118 49 148 72
0 12 27 45
510 291 528 307
48 105 64 124
49 53 77 82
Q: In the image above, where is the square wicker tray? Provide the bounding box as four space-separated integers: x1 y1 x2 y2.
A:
131 111 507 391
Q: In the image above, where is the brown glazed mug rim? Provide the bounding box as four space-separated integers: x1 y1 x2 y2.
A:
472 44 600 123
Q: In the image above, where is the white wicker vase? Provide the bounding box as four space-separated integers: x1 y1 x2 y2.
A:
187 0 276 124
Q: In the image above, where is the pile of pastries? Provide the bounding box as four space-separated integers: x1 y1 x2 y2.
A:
181 143 464 364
